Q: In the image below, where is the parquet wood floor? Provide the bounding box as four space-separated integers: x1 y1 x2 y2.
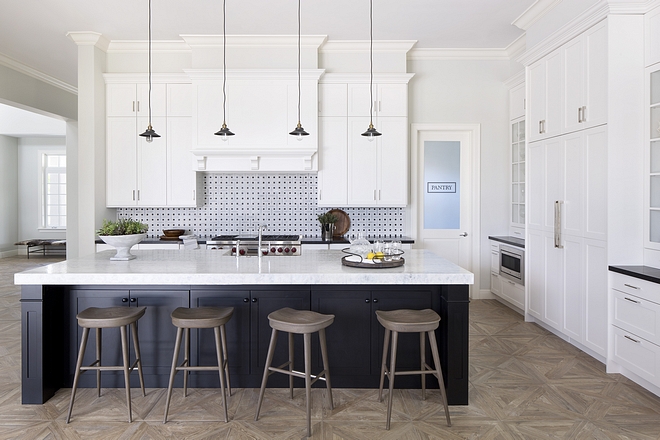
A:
2 256 660 439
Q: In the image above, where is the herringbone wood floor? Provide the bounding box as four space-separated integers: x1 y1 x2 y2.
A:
2 256 660 439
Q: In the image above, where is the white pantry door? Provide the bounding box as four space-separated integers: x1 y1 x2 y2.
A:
411 125 479 275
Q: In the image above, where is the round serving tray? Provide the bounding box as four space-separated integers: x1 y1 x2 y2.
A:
341 256 405 269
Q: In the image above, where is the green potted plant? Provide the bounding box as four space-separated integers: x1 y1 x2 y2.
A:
97 218 149 260
317 212 338 241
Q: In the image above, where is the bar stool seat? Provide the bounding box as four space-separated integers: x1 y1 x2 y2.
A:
255 307 334 438
163 306 234 423
376 309 451 430
67 306 147 423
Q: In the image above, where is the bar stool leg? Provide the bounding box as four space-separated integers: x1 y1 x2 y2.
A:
214 326 229 423
67 327 90 423
255 328 278 421
163 327 183 423
420 332 426 401
378 328 391 402
318 328 333 409
183 328 190 397
220 324 232 396
96 328 102 397
288 332 294 399
304 332 312 438
428 330 451 427
119 325 133 423
130 322 146 396
385 331 398 430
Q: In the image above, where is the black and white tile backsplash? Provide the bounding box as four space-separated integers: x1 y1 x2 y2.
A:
117 173 405 239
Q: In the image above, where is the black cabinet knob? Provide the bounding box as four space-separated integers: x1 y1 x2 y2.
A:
130 298 136 303
122 298 128 303
252 298 257 303
373 298 378 303
365 298 370 303
243 298 249 303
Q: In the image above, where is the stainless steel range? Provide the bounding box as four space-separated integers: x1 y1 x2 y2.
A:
206 234 302 256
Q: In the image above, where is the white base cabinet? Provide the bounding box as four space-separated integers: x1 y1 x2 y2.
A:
489 240 524 311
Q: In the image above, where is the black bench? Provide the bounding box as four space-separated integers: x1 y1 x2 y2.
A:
14 239 66 259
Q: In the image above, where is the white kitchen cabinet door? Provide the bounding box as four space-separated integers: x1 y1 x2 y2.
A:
167 83 193 117
107 84 141 117
583 126 607 241
347 117 378 206
137 116 167 206
348 84 372 117
528 49 563 142
319 84 347 117
106 117 138 206
376 84 408 117
562 234 584 341
167 116 200 207
491 273 502 297
583 238 607 356
562 21 607 134
377 117 408 206
526 228 545 321
510 83 526 121
500 278 525 311
318 117 348 207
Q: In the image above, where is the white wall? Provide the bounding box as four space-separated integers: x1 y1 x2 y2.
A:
0 135 18 254
17 137 67 241
407 58 512 290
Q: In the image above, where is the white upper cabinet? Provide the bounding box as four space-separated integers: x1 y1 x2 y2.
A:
348 83 408 117
562 21 608 133
646 5 660 67
528 48 563 142
319 83 347 117
318 116 349 207
509 83 525 121
106 83 166 118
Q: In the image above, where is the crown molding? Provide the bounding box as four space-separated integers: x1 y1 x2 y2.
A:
319 72 415 84
184 69 325 81
504 70 525 88
0 52 77 95
407 47 510 61
320 40 417 53
506 34 527 59
180 35 327 49
106 40 191 53
512 0 563 30
103 73 190 83
66 31 110 51
608 0 660 14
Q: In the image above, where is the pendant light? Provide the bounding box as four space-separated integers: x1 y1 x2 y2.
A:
214 0 234 140
139 0 160 142
289 0 309 140
361 0 381 140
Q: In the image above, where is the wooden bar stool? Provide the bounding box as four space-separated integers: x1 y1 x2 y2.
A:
255 307 334 438
66 306 147 423
376 309 451 430
163 306 234 423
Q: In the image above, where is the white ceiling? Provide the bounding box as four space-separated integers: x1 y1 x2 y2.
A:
0 103 66 138
0 0 535 88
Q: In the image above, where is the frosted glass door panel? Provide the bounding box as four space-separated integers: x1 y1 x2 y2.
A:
651 211 660 243
651 175 660 208
651 141 660 173
424 141 460 229
652 70 660 105
652 106 660 139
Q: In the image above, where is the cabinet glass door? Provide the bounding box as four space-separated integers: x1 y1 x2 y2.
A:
651 70 660 243
512 119 526 226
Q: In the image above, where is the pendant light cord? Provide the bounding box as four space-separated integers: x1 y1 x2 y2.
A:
369 0 374 126
148 0 153 126
297 0 301 125
223 0 227 125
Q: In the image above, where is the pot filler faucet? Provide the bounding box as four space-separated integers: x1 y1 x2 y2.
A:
257 224 268 254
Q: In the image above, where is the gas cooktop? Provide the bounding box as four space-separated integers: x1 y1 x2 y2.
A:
209 235 301 242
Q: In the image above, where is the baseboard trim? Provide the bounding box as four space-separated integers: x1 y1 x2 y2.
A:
0 249 18 258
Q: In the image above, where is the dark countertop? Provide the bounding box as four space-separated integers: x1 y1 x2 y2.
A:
609 265 660 284
488 235 524 248
301 236 414 245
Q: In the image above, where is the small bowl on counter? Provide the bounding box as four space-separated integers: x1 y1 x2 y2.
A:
161 229 186 240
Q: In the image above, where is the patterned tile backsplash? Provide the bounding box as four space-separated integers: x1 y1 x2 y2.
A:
117 173 406 239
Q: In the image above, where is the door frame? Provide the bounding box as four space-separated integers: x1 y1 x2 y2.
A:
409 123 481 297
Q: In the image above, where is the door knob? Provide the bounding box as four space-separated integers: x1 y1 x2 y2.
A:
459 232 468 237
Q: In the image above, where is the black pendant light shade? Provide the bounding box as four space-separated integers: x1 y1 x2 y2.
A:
362 0 380 140
215 0 234 140
290 0 307 140
139 0 159 142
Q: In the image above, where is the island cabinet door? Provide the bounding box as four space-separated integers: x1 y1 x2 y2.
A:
130 289 190 388
250 287 311 386
190 288 252 386
370 289 439 387
311 289 372 379
70 289 131 388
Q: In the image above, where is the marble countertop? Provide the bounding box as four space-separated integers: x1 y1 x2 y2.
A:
14 249 473 286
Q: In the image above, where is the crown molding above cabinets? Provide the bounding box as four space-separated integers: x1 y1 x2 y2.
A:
186 69 325 172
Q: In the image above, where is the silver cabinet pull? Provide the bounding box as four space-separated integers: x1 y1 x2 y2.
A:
554 201 563 248
132 190 136 201
192 189 196 200
539 120 543 134
624 283 640 290
624 297 641 304
578 107 582 123
137 101 140 112
132 101 135 112
624 335 641 344
373 189 377 201
581 106 586 122
137 190 140 201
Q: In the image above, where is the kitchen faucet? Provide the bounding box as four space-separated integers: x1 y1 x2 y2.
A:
257 224 268 255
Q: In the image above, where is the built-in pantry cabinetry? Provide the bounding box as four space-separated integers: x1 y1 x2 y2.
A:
317 74 413 207
105 75 201 208
524 15 642 360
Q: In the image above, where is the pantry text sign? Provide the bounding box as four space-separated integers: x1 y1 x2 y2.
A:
427 182 456 193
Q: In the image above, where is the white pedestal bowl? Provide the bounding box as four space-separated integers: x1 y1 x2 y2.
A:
99 234 146 260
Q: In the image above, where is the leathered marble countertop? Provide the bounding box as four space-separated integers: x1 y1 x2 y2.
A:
14 249 473 286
